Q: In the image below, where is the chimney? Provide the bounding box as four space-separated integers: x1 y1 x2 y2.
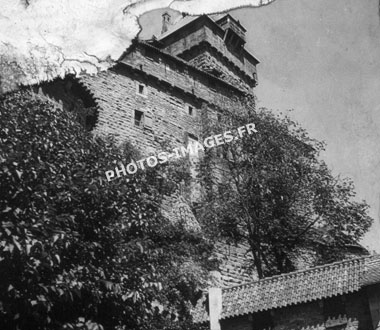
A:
161 12 171 34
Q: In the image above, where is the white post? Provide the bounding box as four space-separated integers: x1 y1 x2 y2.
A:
209 287 222 330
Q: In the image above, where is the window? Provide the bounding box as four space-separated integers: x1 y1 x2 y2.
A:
134 110 144 127
136 83 147 97
186 104 195 116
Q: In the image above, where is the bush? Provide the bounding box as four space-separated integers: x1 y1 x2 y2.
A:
0 90 210 330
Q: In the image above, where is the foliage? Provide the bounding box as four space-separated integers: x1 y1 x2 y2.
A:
198 98 373 278
0 90 210 330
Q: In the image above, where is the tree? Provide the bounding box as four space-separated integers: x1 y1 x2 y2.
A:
198 98 373 278
0 90 210 330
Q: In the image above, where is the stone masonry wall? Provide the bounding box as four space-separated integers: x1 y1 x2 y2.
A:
120 43 247 110
188 50 251 93
78 44 249 152
78 46 242 204
40 44 245 201
80 66 201 153
162 25 257 90
39 40 255 231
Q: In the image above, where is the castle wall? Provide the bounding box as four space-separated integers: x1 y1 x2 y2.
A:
187 49 252 93
120 43 247 109
161 25 257 91
80 66 201 152
39 40 253 219
77 44 249 151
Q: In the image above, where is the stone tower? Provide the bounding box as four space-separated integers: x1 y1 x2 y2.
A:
36 13 259 230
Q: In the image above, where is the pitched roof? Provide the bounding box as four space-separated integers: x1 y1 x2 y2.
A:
158 15 199 40
158 14 247 40
193 254 380 322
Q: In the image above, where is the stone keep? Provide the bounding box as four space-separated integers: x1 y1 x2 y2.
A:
37 13 259 228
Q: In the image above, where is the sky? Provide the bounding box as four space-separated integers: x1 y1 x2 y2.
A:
139 0 380 252
0 0 276 93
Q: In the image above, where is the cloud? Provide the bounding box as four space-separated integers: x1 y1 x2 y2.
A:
0 0 275 93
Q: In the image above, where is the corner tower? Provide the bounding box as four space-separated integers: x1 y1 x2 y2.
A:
154 14 259 94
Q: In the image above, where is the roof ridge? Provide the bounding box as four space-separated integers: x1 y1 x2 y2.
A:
224 254 379 292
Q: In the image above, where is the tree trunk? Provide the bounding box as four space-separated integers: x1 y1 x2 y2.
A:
249 240 264 279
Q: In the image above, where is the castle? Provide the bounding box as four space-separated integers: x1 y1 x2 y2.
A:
35 12 380 330
40 13 258 147
38 12 259 234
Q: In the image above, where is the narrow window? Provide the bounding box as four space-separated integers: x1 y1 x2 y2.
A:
186 104 194 116
136 83 147 97
134 110 144 127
